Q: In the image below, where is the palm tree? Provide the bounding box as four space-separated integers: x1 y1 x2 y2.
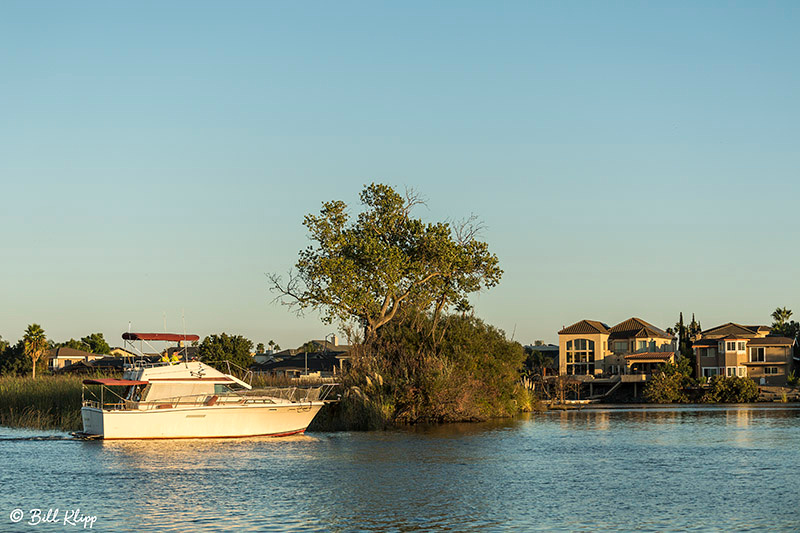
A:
771 307 793 328
23 324 48 379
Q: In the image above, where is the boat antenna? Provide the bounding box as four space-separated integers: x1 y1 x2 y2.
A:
182 309 189 367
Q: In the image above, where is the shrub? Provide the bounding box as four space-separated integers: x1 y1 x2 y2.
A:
321 311 526 429
702 376 759 403
644 371 689 403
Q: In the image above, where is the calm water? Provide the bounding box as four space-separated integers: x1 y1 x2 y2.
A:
1 405 799 532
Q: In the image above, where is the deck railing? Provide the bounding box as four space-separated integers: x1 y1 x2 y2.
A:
82 384 338 411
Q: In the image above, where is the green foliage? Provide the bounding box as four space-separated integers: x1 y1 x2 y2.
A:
57 332 111 355
80 333 111 354
785 371 798 387
702 376 759 403
770 307 799 339
673 312 698 377
644 367 690 403
23 324 48 379
0 340 32 376
299 341 318 353
270 183 502 341
256 343 265 353
322 312 526 429
524 348 554 376
199 333 254 370
0 374 84 430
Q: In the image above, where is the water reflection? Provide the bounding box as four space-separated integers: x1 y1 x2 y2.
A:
2 406 799 532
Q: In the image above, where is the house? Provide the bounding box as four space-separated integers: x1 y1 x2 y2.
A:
253 352 341 379
524 343 559 370
48 347 105 370
56 356 131 374
692 322 795 385
557 317 676 376
258 335 353 373
109 346 138 358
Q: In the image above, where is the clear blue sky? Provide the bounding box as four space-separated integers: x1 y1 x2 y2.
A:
1 1 798 349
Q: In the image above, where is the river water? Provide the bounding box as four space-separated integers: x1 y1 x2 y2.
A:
1 405 798 532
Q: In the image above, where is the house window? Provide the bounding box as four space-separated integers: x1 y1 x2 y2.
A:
764 367 779 375
702 368 718 378
565 339 595 375
750 347 765 362
738 367 746 377
637 341 647 352
727 367 737 377
737 342 746 351
699 348 708 357
726 341 736 352
614 341 627 353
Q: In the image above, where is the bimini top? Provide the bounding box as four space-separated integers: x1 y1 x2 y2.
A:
83 378 149 386
122 332 200 342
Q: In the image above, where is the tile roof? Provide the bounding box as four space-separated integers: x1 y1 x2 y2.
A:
558 320 610 335
49 347 101 358
609 317 673 340
747 336 794 346
692 339 719 347
255 352 340 372
700 322 764 338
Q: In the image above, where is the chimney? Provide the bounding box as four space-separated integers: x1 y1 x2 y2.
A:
332 335 338 346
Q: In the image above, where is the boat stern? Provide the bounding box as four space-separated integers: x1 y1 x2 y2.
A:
81 406 104 437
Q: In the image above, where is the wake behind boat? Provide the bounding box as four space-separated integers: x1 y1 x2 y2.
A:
78 332 336 439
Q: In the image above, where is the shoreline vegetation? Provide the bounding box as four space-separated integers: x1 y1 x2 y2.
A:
2 356 798 434
0 375 84 431
1 184 798 433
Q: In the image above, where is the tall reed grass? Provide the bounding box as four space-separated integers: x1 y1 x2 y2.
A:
0 375 85 431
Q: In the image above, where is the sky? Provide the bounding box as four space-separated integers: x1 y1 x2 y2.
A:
1 1 798 349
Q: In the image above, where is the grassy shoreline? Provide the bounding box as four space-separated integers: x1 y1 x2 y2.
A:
0 375 84 431
4 374 792 434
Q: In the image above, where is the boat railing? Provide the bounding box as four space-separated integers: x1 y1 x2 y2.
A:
225 360 254 386
82 384 338 411
123 360 172 370
245 384 339 403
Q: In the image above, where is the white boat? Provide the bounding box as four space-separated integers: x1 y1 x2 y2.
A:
78 332 336 440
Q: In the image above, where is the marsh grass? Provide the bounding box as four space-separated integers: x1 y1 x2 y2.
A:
0 375 86 431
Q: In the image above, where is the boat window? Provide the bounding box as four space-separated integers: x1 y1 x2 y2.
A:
214 384 233 394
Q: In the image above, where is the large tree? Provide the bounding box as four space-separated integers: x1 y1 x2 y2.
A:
23 324 48 379
198 333 254 371
57 332 111 355
0 340 31 375
269 183 502 342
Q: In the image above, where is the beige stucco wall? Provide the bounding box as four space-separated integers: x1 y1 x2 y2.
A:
558 332 610 375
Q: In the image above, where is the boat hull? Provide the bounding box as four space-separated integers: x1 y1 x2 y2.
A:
81 402 325 439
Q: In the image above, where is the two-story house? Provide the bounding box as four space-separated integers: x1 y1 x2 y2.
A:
558 317 675 376
692 323 795 385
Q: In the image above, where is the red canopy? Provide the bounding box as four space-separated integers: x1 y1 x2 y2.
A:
83 378 148 386
122 332 200 342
